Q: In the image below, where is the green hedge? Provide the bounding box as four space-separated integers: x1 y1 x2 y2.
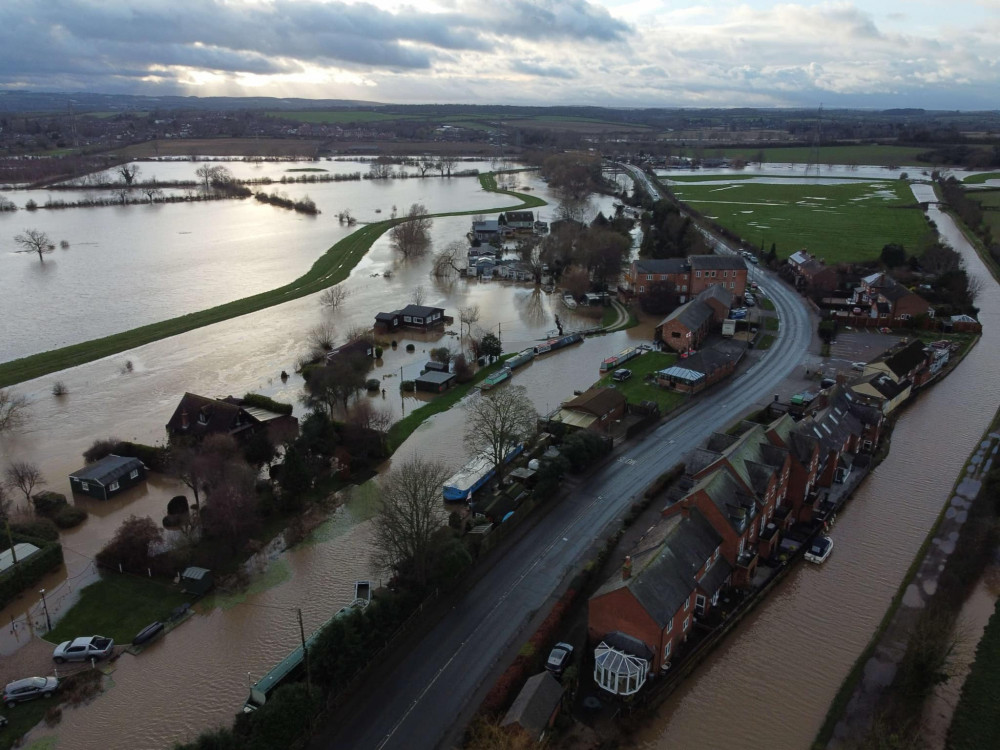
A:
0 538 64 610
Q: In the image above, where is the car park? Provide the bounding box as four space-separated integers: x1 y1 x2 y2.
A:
545 642 574 677
3 677 58 707
612 368 632 382
744 294 756 307
52 635 114 663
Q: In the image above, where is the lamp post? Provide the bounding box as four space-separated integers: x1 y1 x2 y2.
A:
39 588 52 632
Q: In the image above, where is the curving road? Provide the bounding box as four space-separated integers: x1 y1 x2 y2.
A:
312 168 813 750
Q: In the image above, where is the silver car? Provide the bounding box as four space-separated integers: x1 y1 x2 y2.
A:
52 635 114 663
3 677 58 707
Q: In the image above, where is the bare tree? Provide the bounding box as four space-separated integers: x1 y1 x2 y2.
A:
347 400 392 435
0 389 29 433
411 285 426 306
370 458 451 587
201 462 259 551
561 264 592 299
4 461 45 508
418 160 434 177
0 484 17 565
440 157 458 177
14 229 55 263
320 285 350 310
464 385 537 489
966 273 985 303
303 354 369 416
142 186 163 203
306 321 338 356
432 241 467 278
171 446 209 511
117 164 141 186
459 305 481 344
390 203 432 257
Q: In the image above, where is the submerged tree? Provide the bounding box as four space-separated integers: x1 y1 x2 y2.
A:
390 203 432 257
14 229 55 263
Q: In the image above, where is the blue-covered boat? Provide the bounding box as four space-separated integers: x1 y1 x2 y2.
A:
442 444 524 502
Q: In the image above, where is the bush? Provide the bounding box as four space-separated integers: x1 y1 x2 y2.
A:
83 438 168 472
96 515 168 575
238 683 318 750
430 347 451 364
33 490 68 516
560 430 612 473
366 378 381 391
53 505 88 529
406 343 415 352
51 380 68 396
453 354 473 383
167 495 190 516
374 346 384 358
0 539 63 610
10 517 59 541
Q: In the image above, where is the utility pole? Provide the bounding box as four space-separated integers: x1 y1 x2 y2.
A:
39 588 52 632
297 608 312 696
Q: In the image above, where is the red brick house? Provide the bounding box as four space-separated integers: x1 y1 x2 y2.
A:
787 250 838 293
549 387 626 433
625 255 747 301
625 257 691 299
588 508 730 694
655 340 744 394
853 272 932 325
765 414 823 523
688 256 747 297
166 393 298 445
654 286 733 353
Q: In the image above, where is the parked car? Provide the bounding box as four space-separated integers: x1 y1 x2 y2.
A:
545 642 575 677
612 368 632 382
3 677 58 707
744 294 756 307
851 362 866 372
52 635 114 663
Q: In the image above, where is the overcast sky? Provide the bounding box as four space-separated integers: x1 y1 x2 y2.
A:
1 0 997 108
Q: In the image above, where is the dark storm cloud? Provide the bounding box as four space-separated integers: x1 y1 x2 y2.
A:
0 0 631 90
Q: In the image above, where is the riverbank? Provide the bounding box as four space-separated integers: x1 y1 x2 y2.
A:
0 172 545 388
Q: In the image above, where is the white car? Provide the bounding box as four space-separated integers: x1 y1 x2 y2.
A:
52 635 114 663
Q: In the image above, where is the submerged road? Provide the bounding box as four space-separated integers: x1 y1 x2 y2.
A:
312 170 814 750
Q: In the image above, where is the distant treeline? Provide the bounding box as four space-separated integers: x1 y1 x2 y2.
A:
254 191 319 214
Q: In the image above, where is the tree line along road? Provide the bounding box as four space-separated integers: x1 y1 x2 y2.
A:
309 238 814 748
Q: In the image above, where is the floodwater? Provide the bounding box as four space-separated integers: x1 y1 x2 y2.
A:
0 159 512 362
0 167 643 748
629 184 1000 748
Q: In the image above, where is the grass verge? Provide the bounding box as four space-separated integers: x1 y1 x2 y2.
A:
756 334 776 350
947 599 1000 749
0 173 544 388
668 179 930 263
764 316 780 331
43 574 191 645
962 171 1000 184
759 297 776 312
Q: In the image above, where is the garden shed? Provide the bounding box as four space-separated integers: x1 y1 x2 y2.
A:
414 370 456 393
69 455 147 500
180 567 214 595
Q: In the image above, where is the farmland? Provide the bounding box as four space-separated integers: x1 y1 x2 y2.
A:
968 188 1000 239
667 179 931 263
670 144 933 167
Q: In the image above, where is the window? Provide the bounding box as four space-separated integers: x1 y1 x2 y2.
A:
695 594 706 615
81 482 89 491
198 411 208 425
683 597 690 611
683 616 690 631
705 556 712 571
664 641 672 660
695 271 701 278
639 286 645 293
723 270 729 278
710 271 716 277
730 282 735 289
129 469 139 479
646 274 653 280
109 481 119 492
666 616 673 632
660 274 666 281
681 285 687 292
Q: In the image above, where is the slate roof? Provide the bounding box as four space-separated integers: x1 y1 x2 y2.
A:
500 672 563 738
634 258 690 275
675 343 743 379
689 255 747 271
502 211 534 224
698 555 733 596
166 392 248 437
593 508 722 629
70 455 144 485
398 304 444 318
415 371 455 386
658 299 714 332
562 387 626 417
690 470 754 534
882 340 928 378
789 250 812 266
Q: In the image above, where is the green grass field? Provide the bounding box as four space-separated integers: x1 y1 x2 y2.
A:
44 575 190 645
596 351 686 413
947 598 1000 748
969 189 1000 240
669 180 930 263
266 110 418 124
662 173 882 183
962 171 1000 184
670 144 933 167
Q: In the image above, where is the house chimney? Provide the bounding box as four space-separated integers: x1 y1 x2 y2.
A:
181 409 189 430
680 499 691 519
622 556 633 581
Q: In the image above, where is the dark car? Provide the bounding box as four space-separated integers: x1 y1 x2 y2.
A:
545 642 574 677
612 368 632 382
3 677 58 707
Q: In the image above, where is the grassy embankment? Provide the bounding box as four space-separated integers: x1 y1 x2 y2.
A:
670 180 930 263
947 600 1000 749
0 173 544 389
594 351 685 413
43 575 190 645
962 171 1000 184
674 144 935 167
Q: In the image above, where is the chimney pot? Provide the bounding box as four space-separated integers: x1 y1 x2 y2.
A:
622 555 633 581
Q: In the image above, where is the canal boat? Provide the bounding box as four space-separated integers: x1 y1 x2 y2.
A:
549 332 584 351
242 582 372 713
507 349 535 370
600 346 642 372
442 444 525 502
480 367 512 390
804 536 834 564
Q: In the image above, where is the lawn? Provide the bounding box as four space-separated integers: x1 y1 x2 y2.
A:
668 180 930 263
759 297 776 312
596 351 687 413
673 144 935 167
0 699 53 750
764 316 780 331
756 334 776 350
947 582 1000 748
43 574 192 646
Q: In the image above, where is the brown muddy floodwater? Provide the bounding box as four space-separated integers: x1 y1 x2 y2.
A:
629 186 1000 750
0 169 643 748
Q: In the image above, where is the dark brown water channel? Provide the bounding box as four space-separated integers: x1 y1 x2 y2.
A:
629 185 1000 750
